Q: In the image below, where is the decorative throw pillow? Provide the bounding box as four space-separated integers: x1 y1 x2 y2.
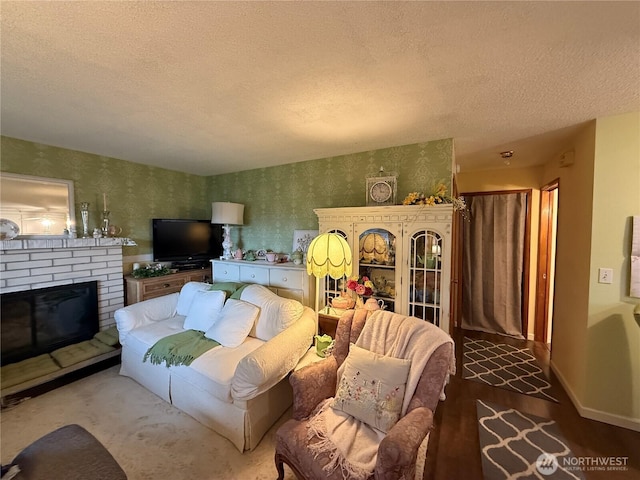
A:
332 343 411 433
207 282 245 298
204 299 260 348
229 283 249 300
239 284 304 341
183 290 226 332
176 282 211 316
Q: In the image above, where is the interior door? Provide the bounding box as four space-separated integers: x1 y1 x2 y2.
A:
535 180 559 346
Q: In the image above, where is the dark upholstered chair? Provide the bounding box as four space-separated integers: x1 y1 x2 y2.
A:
4 424 127 480
274 309 454 480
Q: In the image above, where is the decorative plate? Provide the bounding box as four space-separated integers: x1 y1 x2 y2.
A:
256 249 267 260
0 219 20 240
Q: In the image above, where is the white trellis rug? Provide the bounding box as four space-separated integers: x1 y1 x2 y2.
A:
463 337 557 402
476 400 585 480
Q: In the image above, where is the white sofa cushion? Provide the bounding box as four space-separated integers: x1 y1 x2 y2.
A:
170 337 264 403
114 293 179 344
183 290 226 331
123 316 187 355
204 299 259 348
176 281 212 316
123 313 263 404
232 307 316 401
240 284 304 341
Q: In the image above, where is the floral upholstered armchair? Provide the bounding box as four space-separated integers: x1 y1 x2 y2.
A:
274 308 455 480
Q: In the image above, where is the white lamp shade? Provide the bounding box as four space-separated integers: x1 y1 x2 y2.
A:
306 233 353 279
211 202 244 225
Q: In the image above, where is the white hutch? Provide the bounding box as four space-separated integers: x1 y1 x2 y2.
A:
315 204 453 333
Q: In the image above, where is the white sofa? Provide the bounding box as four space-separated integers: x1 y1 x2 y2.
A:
114 282 315 452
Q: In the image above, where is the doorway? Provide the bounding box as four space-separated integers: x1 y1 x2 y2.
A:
535 180 559 349
460 190 531 338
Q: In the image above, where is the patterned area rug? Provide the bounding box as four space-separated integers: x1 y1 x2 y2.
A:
463 337 557 402
476 400 585 480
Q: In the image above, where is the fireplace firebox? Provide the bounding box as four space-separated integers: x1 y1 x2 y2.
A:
1 281 99 366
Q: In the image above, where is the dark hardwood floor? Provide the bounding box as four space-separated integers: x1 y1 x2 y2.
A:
423 328 640 479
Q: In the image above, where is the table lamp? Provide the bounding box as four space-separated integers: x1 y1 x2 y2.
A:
211 202 244 260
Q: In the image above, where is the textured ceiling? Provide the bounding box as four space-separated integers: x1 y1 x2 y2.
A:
1 1 639 175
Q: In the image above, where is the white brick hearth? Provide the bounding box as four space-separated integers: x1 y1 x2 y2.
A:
0 238 133 329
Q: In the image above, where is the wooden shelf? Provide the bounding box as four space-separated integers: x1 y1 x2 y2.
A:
359 263 395 269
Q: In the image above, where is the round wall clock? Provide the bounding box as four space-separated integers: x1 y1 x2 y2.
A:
370 181 392 203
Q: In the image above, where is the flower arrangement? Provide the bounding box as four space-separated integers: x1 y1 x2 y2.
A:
131 263 172 278
346 276 374 297
402 182 468 218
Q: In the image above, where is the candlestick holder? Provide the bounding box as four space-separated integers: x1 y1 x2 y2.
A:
80 202 90 238
101 211 111 237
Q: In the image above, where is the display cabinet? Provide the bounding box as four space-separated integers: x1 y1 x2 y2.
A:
355 224 402 313
314 205 453 332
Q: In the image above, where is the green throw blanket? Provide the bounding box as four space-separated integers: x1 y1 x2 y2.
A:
144 330 220 367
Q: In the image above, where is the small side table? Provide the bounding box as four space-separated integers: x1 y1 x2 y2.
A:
317 306 349 338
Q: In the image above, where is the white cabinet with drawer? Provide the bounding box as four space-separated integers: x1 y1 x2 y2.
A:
212 262 240 281
269 268 304 289
240 265 270 285
211 259 314 308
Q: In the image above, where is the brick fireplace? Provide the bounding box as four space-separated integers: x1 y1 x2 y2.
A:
0 238 129 330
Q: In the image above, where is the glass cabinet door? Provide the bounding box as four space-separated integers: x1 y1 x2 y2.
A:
408 229 443 326
357 227 399 312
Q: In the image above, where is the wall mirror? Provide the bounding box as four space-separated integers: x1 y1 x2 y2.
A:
0 173 75 237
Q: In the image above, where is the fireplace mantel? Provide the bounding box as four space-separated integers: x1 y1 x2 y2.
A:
0 237 136 251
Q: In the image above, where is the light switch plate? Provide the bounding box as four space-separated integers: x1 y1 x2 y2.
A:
598 268 613 284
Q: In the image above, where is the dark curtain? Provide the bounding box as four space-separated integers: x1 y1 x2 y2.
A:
462 192 527 338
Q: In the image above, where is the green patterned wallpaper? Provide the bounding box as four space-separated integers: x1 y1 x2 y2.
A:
0 136 209 256
1 136 452 256
208 139 453 253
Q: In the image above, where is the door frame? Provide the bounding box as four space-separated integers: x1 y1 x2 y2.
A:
535 179 559 343
450 176 462 333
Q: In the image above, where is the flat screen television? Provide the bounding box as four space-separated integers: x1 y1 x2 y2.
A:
152 219 222 267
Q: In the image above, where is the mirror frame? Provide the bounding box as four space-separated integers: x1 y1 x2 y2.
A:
0 172 76 238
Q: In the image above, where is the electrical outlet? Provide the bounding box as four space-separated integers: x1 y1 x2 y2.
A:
598 268 613 284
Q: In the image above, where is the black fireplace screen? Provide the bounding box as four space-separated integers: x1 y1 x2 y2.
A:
1 281 99 365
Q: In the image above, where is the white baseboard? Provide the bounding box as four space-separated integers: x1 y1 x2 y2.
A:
550 360 640 432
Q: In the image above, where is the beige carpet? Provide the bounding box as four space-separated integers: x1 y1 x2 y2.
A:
1 365 428 479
